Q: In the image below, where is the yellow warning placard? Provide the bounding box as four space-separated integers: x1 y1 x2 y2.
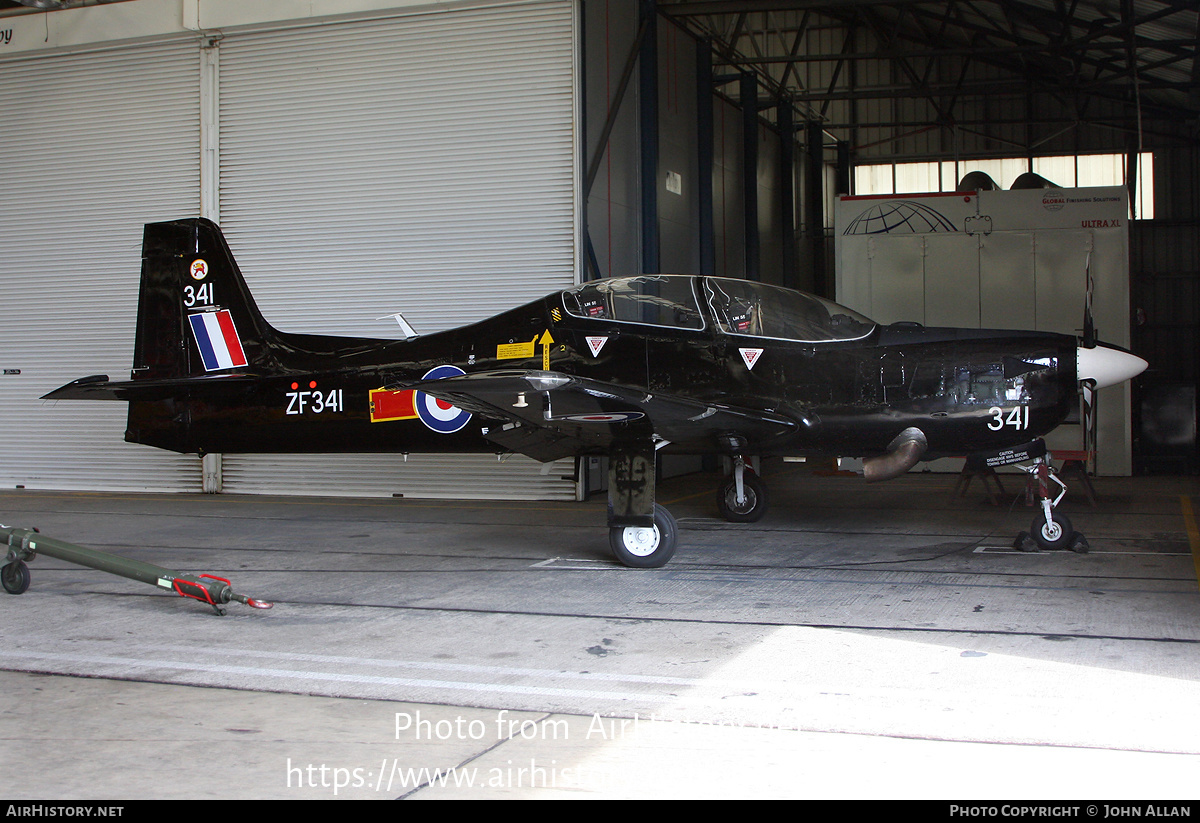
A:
496 337 537 360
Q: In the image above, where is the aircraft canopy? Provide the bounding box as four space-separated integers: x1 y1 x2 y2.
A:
562 275 876 343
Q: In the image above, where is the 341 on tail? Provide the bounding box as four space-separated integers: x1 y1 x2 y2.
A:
45 218 1147 566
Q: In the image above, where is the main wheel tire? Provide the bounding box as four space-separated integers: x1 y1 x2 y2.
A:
2 561 30 595
1032 511 1073 551
609 503 678 568
716 472 768 523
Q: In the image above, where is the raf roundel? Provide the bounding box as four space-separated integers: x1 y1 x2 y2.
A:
415 365 472 434
562 412 644 423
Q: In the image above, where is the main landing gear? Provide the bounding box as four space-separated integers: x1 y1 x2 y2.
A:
716 455 768 522
606 442 679 568
608 503 678 568
604 443 770 568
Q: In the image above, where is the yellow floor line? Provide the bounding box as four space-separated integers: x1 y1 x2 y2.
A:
1181 495 1200 589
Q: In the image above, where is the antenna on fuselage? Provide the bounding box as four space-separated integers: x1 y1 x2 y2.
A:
378 312 420 340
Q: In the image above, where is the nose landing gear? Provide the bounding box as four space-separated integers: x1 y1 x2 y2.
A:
1016 454 1089 553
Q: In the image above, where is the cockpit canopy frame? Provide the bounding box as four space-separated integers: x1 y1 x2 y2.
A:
562 275 877 344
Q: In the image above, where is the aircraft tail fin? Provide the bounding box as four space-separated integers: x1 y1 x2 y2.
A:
132 218 280 381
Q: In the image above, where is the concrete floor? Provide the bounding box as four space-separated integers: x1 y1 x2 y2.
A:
2 464 1199 799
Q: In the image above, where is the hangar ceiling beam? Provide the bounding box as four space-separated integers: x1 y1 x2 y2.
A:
663 0 1199 153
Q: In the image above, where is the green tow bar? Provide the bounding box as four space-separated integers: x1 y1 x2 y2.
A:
1 524 273 615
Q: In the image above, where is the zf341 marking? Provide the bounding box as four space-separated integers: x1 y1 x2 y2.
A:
286 383 343 415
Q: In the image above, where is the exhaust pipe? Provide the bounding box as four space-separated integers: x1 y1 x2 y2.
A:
862 427 928 483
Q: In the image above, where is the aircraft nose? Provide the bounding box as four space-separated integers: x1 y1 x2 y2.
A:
1077 345 1148 389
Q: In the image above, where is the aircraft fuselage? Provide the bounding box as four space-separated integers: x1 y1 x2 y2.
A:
126 286 1077 463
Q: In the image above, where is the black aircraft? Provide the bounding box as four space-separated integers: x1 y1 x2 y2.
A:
44 218 1147 567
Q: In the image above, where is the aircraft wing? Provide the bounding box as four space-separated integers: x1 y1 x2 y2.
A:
396 369 798 461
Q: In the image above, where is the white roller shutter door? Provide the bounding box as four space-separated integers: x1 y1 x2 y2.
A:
0 41 202 492
216 2 579 499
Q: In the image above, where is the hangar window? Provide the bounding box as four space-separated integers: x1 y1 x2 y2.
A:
855 153 1154 219
563 277 705 330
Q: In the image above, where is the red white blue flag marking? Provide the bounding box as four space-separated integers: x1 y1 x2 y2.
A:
189 310 248 371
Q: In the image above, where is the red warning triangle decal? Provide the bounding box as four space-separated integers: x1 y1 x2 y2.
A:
739 348 763 370
586 336 608 357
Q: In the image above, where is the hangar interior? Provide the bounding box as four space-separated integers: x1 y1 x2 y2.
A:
2 0 1200 800
0 0 1196 495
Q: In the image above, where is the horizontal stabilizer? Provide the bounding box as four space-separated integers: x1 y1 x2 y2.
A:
42 373 256 402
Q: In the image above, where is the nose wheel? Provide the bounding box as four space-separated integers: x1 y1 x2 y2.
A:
1017 454 1087 553
1032 510 1074 551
